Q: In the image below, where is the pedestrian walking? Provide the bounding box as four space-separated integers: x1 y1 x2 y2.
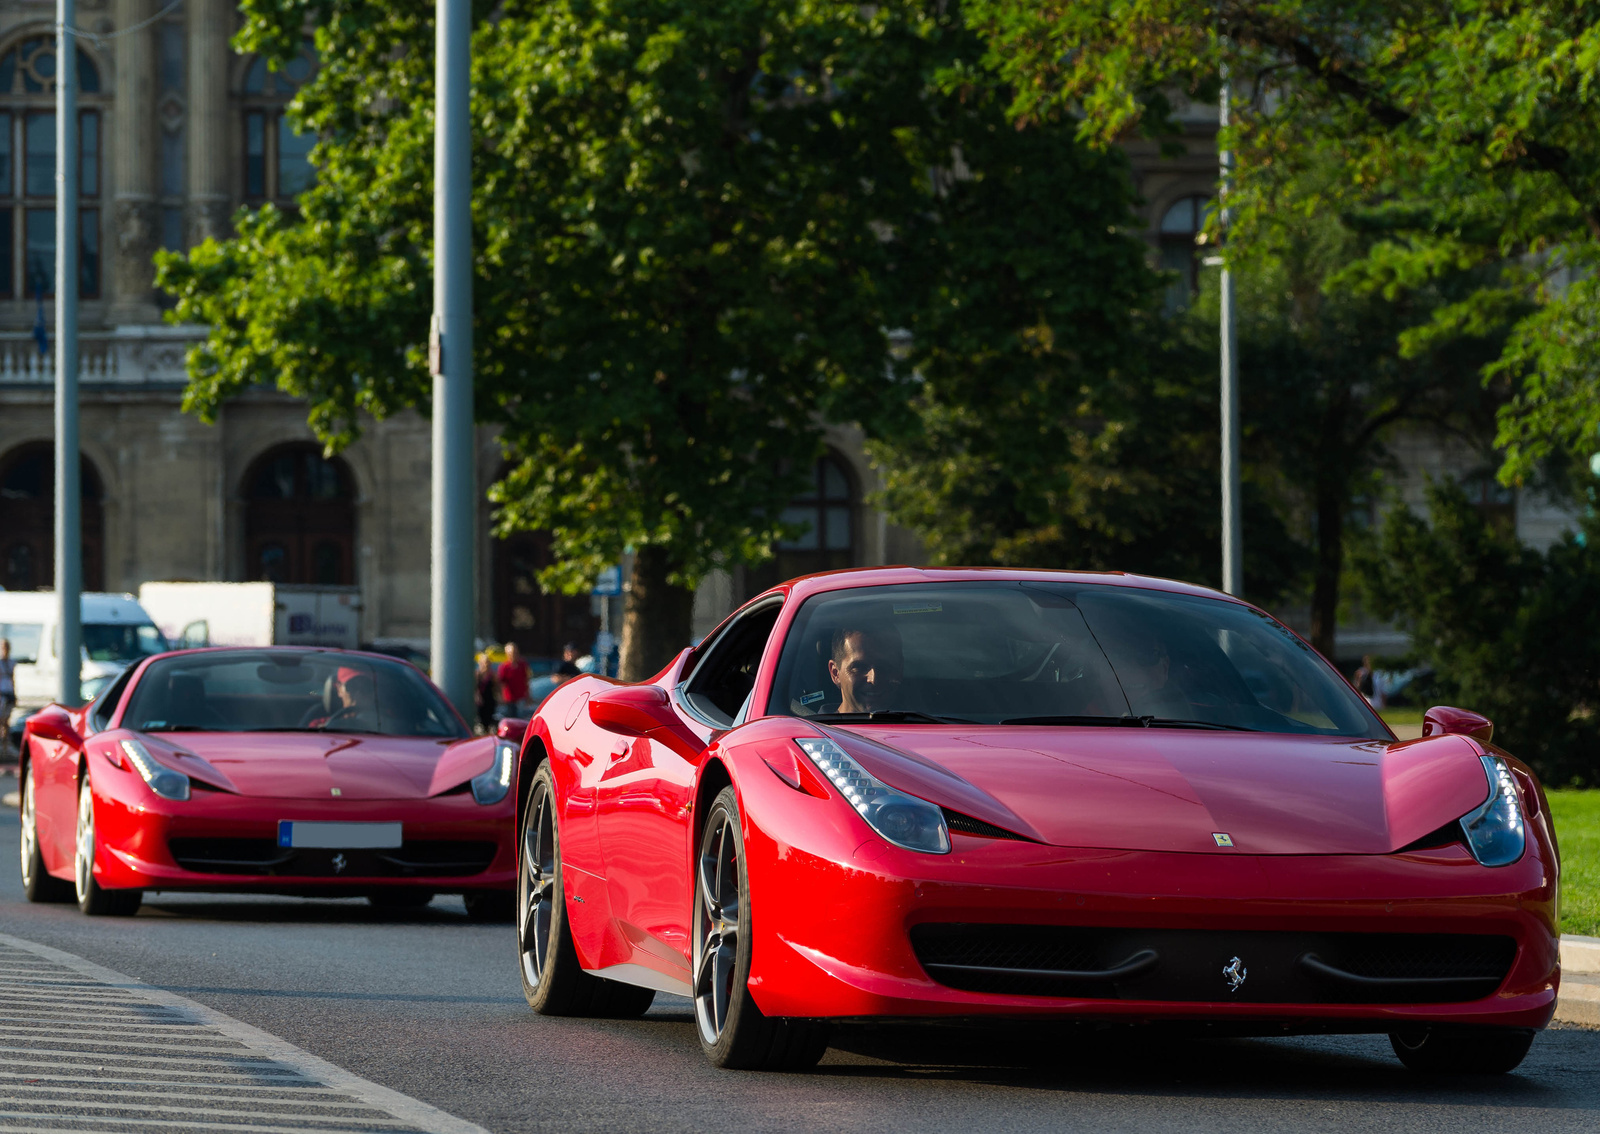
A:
496 642 531 719
1352 654 1381 709
474 652 498 734
0 639 15 759
556 642 582 680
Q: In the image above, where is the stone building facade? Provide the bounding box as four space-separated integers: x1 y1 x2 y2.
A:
0 4 1574 666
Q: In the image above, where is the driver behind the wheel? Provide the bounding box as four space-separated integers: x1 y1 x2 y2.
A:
827 625 903 714
301 667 379 729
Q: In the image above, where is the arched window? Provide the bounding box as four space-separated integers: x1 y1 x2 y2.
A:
744 454 857 596
0 36 104 298
241 43 318 203
0 442 105 591
243 444 355 585
1158 194 1214 309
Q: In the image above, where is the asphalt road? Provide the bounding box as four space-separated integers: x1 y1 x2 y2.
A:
2 802 1598 1134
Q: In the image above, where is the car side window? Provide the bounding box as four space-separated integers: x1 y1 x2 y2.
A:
680 600 782 728
88 666 136 734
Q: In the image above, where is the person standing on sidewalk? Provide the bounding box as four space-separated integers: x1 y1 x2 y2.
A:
0 639 15 758
473 652 499 734
497 642 532 720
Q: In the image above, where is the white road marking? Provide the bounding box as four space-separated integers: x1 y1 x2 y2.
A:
0 933 489 1134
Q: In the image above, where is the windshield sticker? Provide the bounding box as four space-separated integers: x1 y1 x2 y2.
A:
799 690 825 706
892 603 943 615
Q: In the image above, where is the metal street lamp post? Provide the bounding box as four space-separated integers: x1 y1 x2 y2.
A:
431 0 476 716
55 0 81 705
1219 74 1243 598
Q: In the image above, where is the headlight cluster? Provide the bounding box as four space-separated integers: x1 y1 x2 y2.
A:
471 741 516 805
1461 755 1525 867
794 736 950 855
120 739 190 802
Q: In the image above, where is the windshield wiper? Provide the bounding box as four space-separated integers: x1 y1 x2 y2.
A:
811 710 974 725
1140 717 1259 732
1000 715 1146 727
140 724 222 732
998 714 1258 731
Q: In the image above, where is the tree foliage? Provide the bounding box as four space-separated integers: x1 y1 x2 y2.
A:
1356 483 1600 786
163 0 1130 674
959 0 1600 484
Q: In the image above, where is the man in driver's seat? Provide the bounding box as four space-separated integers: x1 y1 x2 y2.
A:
828 626 903 714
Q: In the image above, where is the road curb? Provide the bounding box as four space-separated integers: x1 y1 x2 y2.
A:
1556 935 1600 1027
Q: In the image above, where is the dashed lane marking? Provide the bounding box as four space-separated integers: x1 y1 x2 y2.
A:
0 933 489 1134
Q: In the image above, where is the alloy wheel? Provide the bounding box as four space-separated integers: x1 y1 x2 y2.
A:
19 769 37 887
518 784 557 989
74 782 94 902
693 807 741 1045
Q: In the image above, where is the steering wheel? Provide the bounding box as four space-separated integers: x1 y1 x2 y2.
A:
313 704 364 730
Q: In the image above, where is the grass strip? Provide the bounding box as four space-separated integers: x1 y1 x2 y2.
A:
1549 790 1599 938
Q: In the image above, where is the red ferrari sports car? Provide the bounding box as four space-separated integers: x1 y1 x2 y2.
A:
511 567 1559 1073
17 647 519 919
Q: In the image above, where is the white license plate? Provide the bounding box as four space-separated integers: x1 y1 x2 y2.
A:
277 821 402 849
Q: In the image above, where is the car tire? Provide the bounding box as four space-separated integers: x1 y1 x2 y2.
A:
463 890 514 923
517 763 654 1018
367 890 436 910
19 762 73 903
693 786 828 1071
75 779 142 917
1389 1027 1536 1074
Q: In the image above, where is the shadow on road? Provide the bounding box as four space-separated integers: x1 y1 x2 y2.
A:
136 893 507 926
809 1021 1586 1108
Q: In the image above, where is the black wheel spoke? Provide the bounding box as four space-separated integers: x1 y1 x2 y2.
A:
695 806 746 1047
519 785 558 991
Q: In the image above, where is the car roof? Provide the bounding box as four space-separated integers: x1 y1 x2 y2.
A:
0 591 156 622
772 566 1244 607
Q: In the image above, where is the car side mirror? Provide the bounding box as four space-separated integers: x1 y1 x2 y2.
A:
31 706 82 748
496 717 529 744
589 685 678 738
1421 705 1494 744
589 684 707 760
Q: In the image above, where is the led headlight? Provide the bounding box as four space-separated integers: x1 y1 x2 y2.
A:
1460 755 1525 867
471 741 516 805
120 739 190 802
794 736 950 854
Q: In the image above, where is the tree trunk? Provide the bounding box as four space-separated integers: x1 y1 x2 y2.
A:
618 546 697 683
1309 477 1345 663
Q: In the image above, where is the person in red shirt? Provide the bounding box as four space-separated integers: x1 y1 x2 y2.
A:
497 642 531 718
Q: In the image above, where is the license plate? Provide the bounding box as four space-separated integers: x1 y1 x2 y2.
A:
277 821 403 849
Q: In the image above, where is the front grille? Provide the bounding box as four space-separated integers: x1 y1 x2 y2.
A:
910 924 1517 1004
168 838 497 878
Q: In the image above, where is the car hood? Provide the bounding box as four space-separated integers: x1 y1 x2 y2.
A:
827 725 1492 855
139 731 470 800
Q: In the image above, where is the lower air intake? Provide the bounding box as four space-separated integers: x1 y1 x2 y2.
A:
909 924 1517 1004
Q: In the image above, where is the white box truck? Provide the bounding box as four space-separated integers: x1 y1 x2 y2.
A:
137 582 363 652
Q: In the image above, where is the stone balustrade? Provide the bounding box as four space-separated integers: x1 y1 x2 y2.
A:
0 325 206 387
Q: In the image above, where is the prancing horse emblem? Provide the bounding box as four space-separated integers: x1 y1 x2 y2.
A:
332 853 348 874
1223 956 1247 992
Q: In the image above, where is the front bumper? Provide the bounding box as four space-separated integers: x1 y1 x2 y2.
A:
738 767 1559 1030
90 786 516 894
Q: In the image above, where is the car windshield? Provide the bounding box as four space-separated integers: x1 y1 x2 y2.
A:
84 622 168 662
120 651 467 738
767 581 1388 738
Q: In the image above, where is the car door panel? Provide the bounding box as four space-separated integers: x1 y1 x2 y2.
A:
594 599 782 977
596 735 699 977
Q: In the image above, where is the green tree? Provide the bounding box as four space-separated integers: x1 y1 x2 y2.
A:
160 0 978 678
958 0 1600 487
1356 483 1600 786
863 117 1307 598
1202 187 1507 658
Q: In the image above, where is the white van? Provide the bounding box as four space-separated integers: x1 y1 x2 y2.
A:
0 591 168 708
